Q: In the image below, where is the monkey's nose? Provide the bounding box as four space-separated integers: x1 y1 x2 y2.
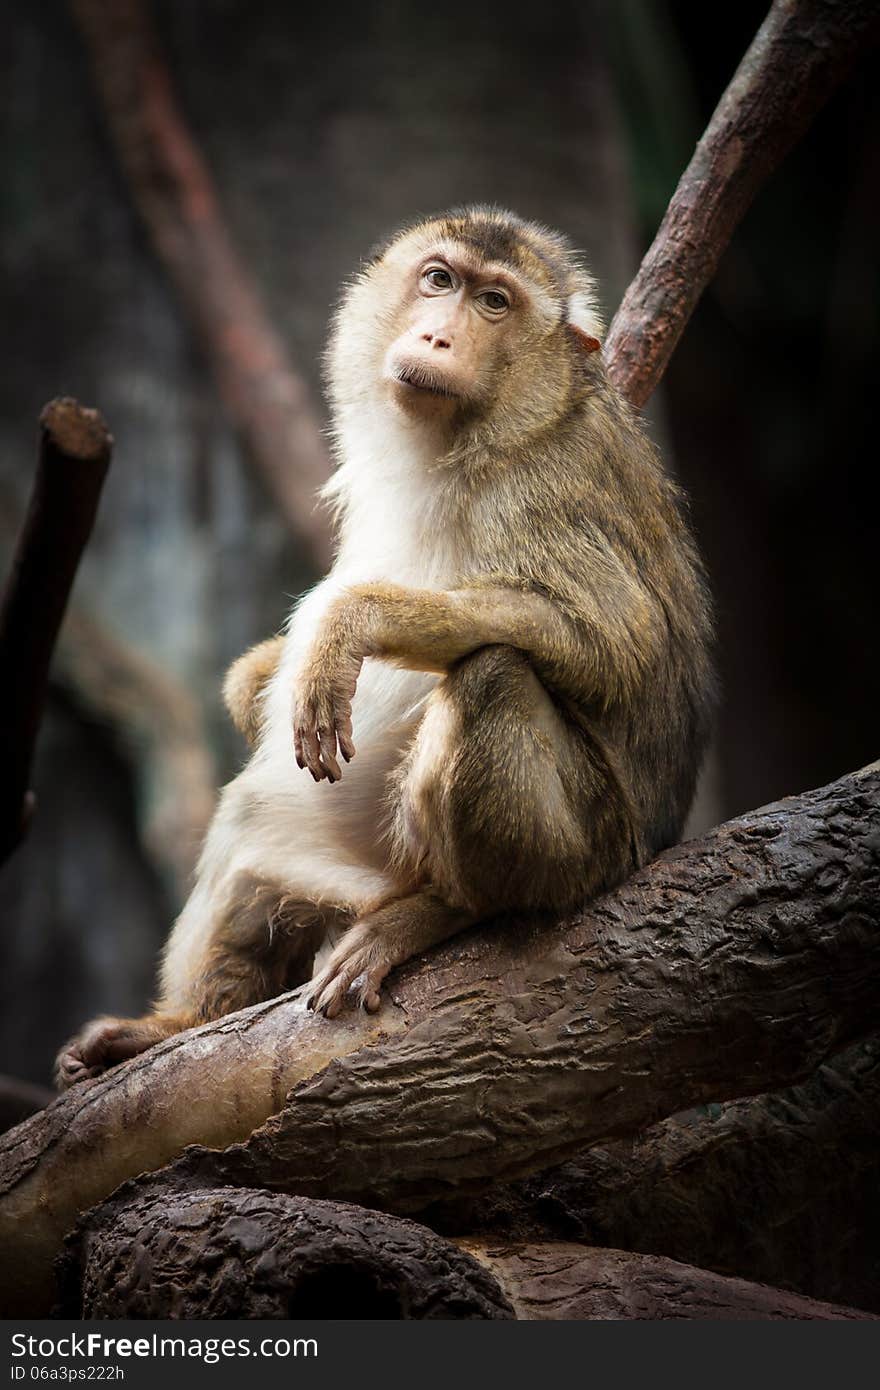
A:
421 331 452 350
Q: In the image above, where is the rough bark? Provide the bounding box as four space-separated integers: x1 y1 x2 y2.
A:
0 398 112 862
603 0 880 405
463 1242 875 1321
425 1036 880 1313
56 1180 871 1321
69 0 333 569
55 1186 513 1320
1 762 877 1315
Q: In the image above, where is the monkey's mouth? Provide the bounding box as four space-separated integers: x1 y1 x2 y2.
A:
391 363 460 399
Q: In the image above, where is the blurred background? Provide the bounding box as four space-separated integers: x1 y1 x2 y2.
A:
1 0 878 1085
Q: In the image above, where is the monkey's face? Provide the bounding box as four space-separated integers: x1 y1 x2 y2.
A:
327 209 604 442
382 248 524 420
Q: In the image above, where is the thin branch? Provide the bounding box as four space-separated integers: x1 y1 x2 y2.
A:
0 399 112 863
604 0 880 406
69 0 334 569
2 762 877 1313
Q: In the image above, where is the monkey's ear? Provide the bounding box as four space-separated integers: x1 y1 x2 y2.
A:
566 288 603 356
568 323 602 355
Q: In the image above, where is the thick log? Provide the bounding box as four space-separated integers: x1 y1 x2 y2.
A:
463 1242 874 1320
1 762 877 1314
604 0 880 406
426 1037 880 1312
0 399 112 862
55 1186 513 1320
55 1179 870 1320
70 0 333 568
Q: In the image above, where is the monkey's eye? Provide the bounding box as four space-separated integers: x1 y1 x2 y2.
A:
477 289 510 315
422 266 454 291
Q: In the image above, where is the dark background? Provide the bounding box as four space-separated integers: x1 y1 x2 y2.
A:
1 0 877 1085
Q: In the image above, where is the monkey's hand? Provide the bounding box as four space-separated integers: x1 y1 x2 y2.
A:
292 636 361 782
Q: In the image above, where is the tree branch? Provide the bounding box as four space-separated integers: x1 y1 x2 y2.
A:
56 1187 514 1319
0 399 112 863
55 1180 871 1319
2 763 877 1313
425 1036 880 1311
69 0 333 568
463 1241 874 1320
604 0 880 405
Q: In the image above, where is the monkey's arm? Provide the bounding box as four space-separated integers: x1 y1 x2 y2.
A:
293 580 658 781
223 636 285 746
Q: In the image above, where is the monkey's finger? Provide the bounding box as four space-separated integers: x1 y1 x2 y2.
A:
356 961 389 1013
338 715 356 763
303 724 326 780
293 716 314 773
318 723 342 782
305 965 337 1013
361 986 382 1013
307 953 362 1017
321 747 342 782
309 974 347 1018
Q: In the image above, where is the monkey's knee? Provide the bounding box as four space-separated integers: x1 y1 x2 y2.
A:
394 645 592 912
222 636 285 745
162 874 333 1025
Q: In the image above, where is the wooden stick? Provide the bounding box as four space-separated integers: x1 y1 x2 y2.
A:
604 0 880 406
0 399 112 862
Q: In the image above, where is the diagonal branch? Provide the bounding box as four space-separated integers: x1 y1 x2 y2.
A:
1 762 877 1313
604 0 880 406
70 0 334 568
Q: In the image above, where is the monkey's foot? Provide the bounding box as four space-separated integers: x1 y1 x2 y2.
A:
54 1014 182 1090
306 923 390 1019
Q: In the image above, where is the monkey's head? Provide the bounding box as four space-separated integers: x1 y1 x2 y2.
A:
326 206 604 447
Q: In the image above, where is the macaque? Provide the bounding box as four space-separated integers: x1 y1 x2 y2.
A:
56 207 714 1087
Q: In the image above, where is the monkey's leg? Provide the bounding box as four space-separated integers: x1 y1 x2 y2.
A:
55 878 329 1089
307 646 636 1017
307 892 471 1019
223 634 285 746
54 1012 190 1089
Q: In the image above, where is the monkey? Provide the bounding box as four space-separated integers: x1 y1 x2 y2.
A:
55 206 715 1087
222 636 285 748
